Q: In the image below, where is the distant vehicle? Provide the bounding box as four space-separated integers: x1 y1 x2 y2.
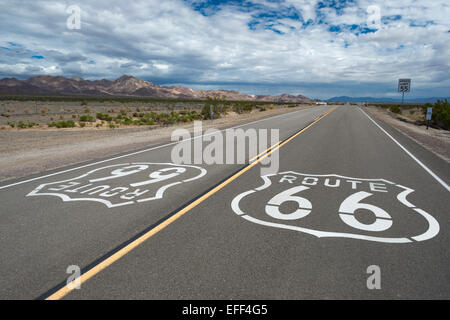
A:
315 102 327 105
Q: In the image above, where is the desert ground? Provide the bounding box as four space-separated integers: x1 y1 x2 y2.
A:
365 105 450 162
0 103 311 181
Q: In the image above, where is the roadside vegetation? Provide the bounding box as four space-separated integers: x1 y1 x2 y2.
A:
0 95 310 130
373 99 450 130
424 99 450 130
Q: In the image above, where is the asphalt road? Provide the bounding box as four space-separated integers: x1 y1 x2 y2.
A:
0 104 449 300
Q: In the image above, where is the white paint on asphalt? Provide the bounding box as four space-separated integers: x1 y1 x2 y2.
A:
0 107 325 191
231 172 440 243
26 163 207 208
359 107 450 192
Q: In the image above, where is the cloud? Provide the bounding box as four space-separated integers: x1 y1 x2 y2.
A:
0 0 449 98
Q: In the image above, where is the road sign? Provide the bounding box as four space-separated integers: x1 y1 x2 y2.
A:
398 79 411 93
426 107 433 121
426 107 433 130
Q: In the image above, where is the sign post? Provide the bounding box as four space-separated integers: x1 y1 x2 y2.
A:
398 79 411 105
210 104 214 120
426 107 433 130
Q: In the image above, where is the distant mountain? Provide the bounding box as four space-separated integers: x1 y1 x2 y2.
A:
0 75 312 103
327 96 449 103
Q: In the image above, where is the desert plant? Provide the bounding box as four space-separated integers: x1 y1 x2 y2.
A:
79 115 95 122
48 120 76 128
389 105 401 114
424 99 450 130
96 113 113 121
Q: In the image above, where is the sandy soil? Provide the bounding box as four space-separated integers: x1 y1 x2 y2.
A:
365 106 450 162
0 105 311 182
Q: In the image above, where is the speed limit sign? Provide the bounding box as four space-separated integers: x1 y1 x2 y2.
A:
398 79 411 93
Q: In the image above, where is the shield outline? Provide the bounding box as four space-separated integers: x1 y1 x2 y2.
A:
27 162 207 208
231 171 440 243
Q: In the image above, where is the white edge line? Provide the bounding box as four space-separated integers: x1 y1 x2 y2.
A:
359 107 450 192
0 107 328 190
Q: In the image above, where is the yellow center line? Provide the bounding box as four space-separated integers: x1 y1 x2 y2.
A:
248 141 282 162
45 106 337 300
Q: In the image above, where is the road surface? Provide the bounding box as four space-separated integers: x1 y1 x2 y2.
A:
0 104 448 300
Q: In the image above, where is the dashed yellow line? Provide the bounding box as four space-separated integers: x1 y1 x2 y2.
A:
45 106 336 300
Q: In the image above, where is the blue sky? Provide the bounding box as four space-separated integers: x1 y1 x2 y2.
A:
1 0 449 99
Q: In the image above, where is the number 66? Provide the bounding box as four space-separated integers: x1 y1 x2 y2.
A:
265 187 393 232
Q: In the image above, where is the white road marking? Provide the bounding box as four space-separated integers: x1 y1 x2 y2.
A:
359 107 450 192
26 163 207 208
0 107 327 190
231 172 440 243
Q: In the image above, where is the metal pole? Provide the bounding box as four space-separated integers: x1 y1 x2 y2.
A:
401 92 404 105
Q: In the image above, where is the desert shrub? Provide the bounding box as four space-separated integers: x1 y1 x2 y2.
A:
79 115 95 122
181 115 193 122
122 117 133 125
48 120 76 128
424 99 450 130
18 121 37 128
72 114 77 118
109 123 116 129
389 105 401 114
79 122 86 128
8 122 15 128
163 117 177 126
201 95 228 119
190 110 202 120
232 102 253 114
96 113 113 121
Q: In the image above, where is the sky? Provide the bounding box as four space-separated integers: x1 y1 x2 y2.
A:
0 0 449 99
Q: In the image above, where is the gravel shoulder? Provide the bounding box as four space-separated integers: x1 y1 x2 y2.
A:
364 106 450 162
0 106 311 182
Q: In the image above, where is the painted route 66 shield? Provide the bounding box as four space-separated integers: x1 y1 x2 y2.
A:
231 172 440 243
27 163 206 208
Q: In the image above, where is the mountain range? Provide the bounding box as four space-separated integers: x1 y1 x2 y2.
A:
327 96 449 103
0 75 312 103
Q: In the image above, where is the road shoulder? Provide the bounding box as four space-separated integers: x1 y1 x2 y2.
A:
364 106 450 163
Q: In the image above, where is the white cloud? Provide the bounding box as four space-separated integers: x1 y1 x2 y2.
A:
0 0 449 97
